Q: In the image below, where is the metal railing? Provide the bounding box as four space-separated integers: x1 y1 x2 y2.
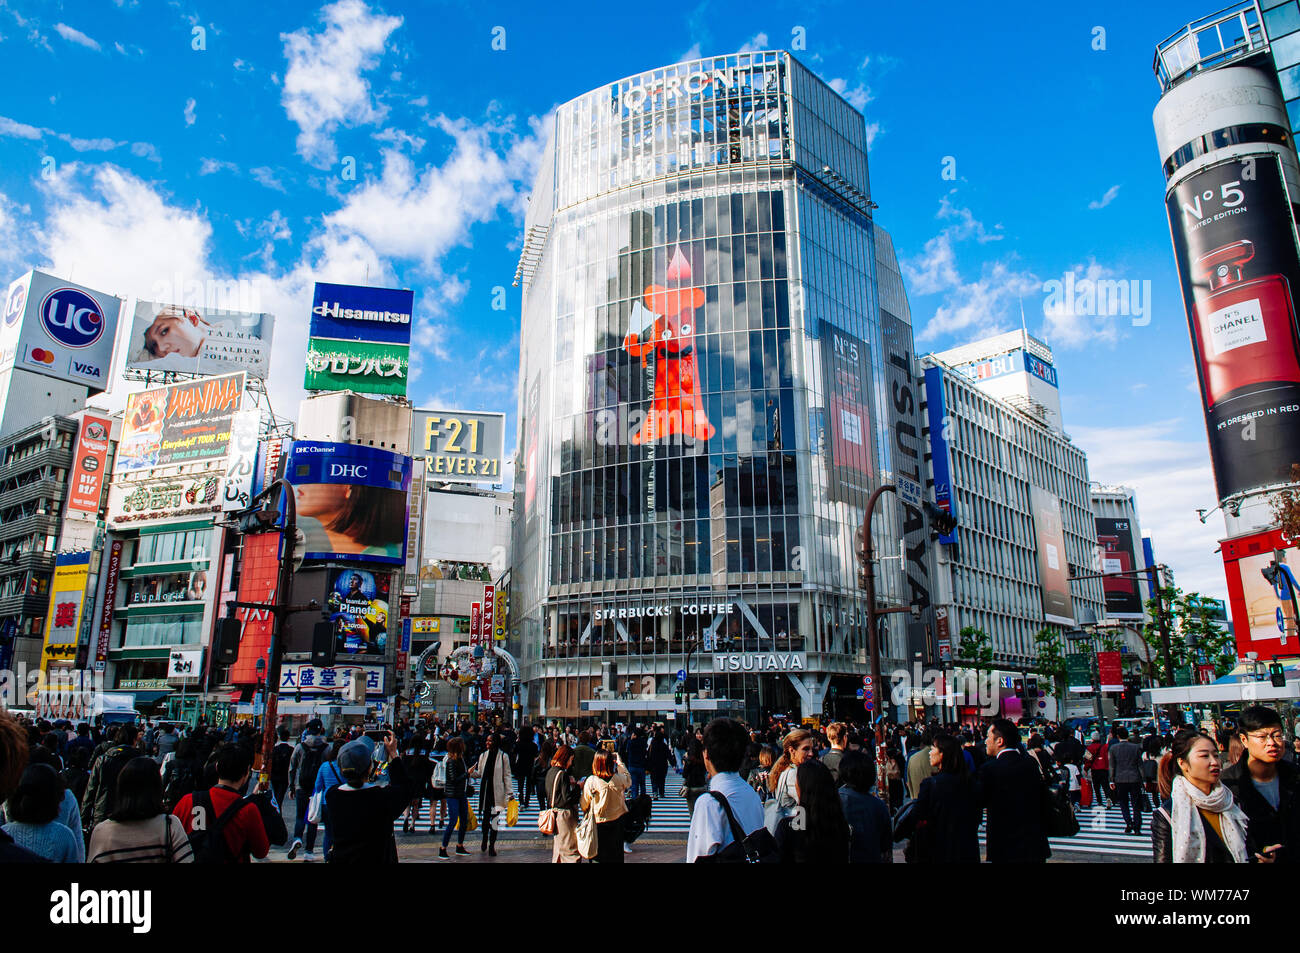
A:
1153 1 1267 92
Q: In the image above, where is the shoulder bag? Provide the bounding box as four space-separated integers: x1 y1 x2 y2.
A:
695 791 778 863
576 807 598 859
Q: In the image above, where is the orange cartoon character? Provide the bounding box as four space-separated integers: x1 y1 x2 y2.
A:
622 247 716 444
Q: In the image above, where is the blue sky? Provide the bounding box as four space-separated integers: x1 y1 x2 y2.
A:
0 0 1231 597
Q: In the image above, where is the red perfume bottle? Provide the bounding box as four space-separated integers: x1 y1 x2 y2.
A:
1193 240 1300 409
1097 534 1135 599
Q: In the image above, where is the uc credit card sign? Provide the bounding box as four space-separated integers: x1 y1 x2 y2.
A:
2 270 124 391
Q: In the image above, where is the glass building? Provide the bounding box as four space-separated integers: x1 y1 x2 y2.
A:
511 51 931 723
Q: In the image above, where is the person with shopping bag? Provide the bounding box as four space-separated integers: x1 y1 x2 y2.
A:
471 732 514 857
579 750 631 863
437 737 471 859
542 745 582 862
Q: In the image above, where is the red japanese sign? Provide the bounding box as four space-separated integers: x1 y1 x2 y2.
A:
1097 651 1124 692
67 414 112 515
94 540 123 669
229 533 281 685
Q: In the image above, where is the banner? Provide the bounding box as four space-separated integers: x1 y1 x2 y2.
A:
127 302 274 378
1065 652 1093 694
410 410 507 484
280 663 384 698
1 270 123 391
482 584 495 645
1095 516 1143 619
325 568 389 657
818 324 875 503
305 282 413 397
1165 154 1300 499
1097 651 1124 692
1222 527 1297 660
94 540 123 671
470 601 482 647
222 409 261 512
494 589 507 640
1030 486 1074 626
923 365 956 544
229 532 281 685
66 414 112 515
283 441 412 565
40 552 90 669
116 372 245 473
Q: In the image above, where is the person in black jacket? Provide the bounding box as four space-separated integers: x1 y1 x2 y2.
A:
647 728 676 800
513 724 539 809
910 733 980 863
836 750 892 862
324 733 413 864
774 760 850 863
1220 706 1297 863
978 719 1049 863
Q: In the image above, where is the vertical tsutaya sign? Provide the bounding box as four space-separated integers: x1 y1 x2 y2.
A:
1 270 124 391
66 414 112 515
94 539 123 671
410 410 507 484
1095 516 1142 619
305 282 413 396
1030 486 1074 626
818 324 875 503
923 365 956 544
1165 154 1300 499
40 552 90 669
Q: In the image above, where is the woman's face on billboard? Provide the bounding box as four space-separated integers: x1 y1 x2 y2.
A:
293 481 350 518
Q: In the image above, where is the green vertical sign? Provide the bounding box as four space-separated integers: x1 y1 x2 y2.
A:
1065 653 1093 693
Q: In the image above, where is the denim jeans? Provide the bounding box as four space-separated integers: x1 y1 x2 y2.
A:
441 796 469 848
292 787 317 851
628 768 646 800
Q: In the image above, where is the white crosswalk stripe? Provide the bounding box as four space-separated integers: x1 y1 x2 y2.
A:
979 803 1154 858
393 771 696 836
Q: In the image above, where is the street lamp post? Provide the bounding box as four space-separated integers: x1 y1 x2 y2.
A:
860 484 917 742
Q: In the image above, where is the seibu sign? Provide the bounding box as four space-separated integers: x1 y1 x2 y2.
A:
713 652 808 673
593 602 735 621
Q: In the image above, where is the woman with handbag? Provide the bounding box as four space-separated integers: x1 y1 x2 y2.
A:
534 740 555 811
579 750 631 863
471 732 514 857
544 745 581 862
437 737 471 859
766 729 816 834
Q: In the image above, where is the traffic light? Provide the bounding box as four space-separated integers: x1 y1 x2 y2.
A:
215 615 242 665
1024 677 1038 700
924 500 958 538
312 620 336 667
1270 662 1286 688
674 685 684 705
235 504 279 534
1012 677 1025 698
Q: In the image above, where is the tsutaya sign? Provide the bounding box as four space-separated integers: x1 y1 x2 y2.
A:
713 652 808 673
613 63 779 114
593 602 736 621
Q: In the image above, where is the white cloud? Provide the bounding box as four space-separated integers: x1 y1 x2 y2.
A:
1088 184 1121 210
863 122 881 150
903 194 1005 299
0 115 42 139
130 142 160 162
736 32 768 54
199 157 238 175
280 0 402 168
54 22 100 50
1072 420 1228 600
59 134 123 152
828 76 872 111
250 166 287 192
184 98 197 126
678 42 702 63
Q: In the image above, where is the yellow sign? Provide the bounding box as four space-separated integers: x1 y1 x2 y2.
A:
412 617 440 634
411 410 506 485
41 554 91 670
494 591 507 639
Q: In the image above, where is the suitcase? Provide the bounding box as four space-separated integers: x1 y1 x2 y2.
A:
1079 775 1094 808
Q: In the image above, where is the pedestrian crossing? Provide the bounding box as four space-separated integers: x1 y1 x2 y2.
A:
390 778 1153 857
978 803 1154 858
393 772 696 837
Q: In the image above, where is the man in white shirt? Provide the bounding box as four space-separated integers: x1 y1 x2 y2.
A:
686 718 765 862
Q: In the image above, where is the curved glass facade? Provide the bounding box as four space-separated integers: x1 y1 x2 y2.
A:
512 52 926 722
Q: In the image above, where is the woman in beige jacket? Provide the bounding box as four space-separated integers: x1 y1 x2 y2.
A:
580 750 631 863
471 733 514 856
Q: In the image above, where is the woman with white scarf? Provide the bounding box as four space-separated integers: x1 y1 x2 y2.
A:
1152 729 1259 864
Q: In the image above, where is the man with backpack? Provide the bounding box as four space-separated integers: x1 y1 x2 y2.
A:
82 723 144 831
173 746 269 864
270 726 294 817
287 721 328 860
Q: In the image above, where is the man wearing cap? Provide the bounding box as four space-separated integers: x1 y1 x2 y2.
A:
324 732 414 864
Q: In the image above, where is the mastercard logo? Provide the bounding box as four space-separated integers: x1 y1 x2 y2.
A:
30 348 55 364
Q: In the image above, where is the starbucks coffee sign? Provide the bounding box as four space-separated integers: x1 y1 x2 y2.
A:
712 652 808 673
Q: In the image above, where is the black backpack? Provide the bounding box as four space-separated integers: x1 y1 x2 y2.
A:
298 744 325 789
271 743 293 782
163 760 196 812
695 791 779 864
186 789 248 864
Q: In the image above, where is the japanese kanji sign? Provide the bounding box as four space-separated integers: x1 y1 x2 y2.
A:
304 282 413 397
41 551 90 670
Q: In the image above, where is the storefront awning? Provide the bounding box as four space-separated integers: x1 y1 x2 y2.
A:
1143 681 1300 705
129 690 174 704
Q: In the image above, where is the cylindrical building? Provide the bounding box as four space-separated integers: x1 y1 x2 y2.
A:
511 51 930 724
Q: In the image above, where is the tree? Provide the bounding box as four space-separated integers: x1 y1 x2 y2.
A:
1032 627 1066 708
1141 585 1236 681
955 625 993 674
1268 463 1300 540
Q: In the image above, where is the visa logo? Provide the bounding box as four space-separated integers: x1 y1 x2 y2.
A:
72 362 102 377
